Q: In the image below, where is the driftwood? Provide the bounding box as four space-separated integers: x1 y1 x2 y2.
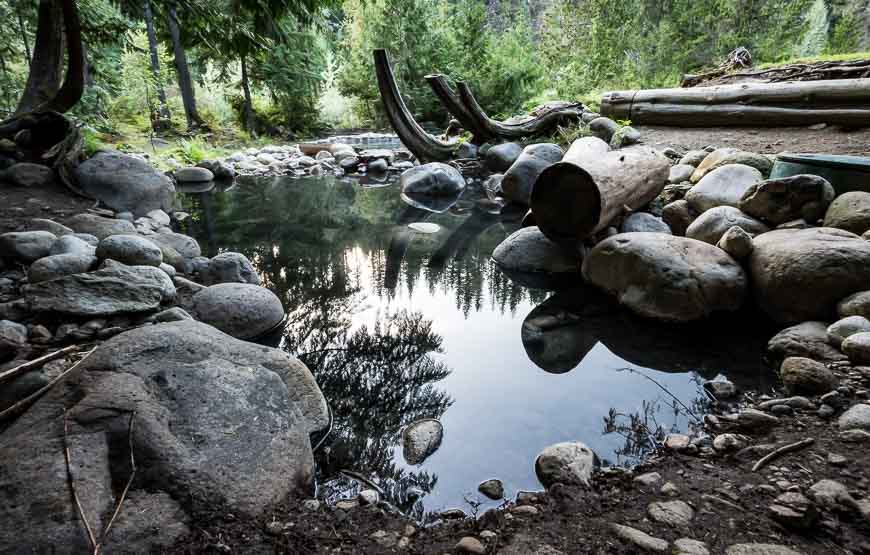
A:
680 47 753 87
457 82 583 141
373 49 458 163
424 74 494 144
530 137 670 244
601 78 870 127
751 438 815 472
0 344 80 385
686 58 870 87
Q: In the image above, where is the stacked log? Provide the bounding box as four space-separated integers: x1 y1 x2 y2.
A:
601 78 870 127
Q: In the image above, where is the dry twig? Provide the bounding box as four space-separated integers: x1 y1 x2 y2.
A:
63 409 98 550
751 438 815 472
0 345 81 385
0 347 97 423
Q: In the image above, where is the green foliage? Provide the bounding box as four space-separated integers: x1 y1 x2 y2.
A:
827 8 863 54
81 127 109 157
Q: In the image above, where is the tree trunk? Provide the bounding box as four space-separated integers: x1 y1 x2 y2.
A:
38 0 84 114
15 0 64 115
530 138 670 244
17 11 31 66
240 54 256 138
144 0 171 124
167 3 203 130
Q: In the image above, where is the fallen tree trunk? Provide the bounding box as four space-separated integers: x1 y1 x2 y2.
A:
374 49 458 163
425 74 494 144
530 138 669 244
601 78 870 126
457 82 583 140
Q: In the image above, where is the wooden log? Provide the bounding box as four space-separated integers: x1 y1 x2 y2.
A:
601 78 870 126
604 102 870 127
425 74 494 144
457 82 583 140
373 49 457 163
530 138 670 244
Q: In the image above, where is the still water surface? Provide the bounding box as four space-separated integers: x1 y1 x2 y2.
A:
179 168 775 519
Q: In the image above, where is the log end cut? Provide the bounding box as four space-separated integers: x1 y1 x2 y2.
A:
530 162 601 244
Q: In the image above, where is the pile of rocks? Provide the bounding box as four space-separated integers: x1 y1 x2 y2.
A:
216 143 414 179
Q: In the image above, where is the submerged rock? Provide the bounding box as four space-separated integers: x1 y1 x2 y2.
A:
492 226 580 276
749 228 870 324
400 163 465 197
190 283 284 340
174 166 213 183
535 441 597 488
582 233 746 322
74 151 175 216
402 419 443 465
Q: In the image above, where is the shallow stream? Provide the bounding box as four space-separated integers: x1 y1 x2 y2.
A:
179 143 777 520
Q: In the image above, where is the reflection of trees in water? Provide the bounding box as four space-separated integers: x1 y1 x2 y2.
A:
601 373 710 466
288 310 453 519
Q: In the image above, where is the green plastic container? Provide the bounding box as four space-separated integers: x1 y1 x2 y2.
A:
770 154 870 195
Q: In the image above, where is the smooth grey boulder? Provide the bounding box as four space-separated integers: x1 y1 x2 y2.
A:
739 175 835 225
621 212 671 234
535 441 598 488
767 321 848 364
492 227 580 276
146 209 171 227
485 142 523 172
0 231 56 263
148 231 202 259
191 283 283 340
838 291 870 319
150 306 193 322
24 263 175 316
582 233 747 322
662 200 697 236
501 143 563 206
402 419 443 465
749 228 870 324
74 151 175 216
686 206 769 245
27 254 98 283
49 234 96 256
203 252 260 285
647 500 694 527
588 117 619 142
0 320 28 360
716 226 754 259
706 151 773 177
368 158 388 173
400 162 465 196
685 164 764 213
678 150 707 167
197 159 235 180
690 147 741 182
609 125 641 149
2 162 54 187
0 322 327 552
96 234 163 267
67 213 136 240
827 315 870 347
823 191 870 235
837 403 870 431
842 332 870 365
780 357 838 395
27 218 73 236
174 166 213 182
669 164 695 184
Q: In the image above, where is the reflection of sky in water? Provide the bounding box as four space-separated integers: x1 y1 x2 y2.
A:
180 173 773 517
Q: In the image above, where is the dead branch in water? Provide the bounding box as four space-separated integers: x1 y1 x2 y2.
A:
751 438 815 472
0 346 97 423
0 344 81 385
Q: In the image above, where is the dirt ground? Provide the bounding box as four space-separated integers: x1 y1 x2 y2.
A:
638 124 870 156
